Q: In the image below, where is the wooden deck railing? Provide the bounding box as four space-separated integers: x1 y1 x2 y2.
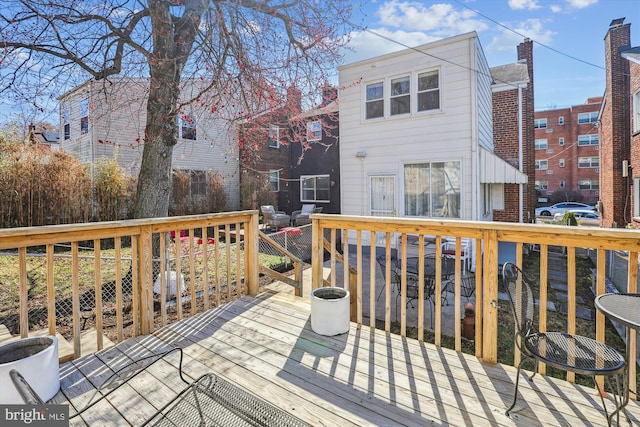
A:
2 211 639 396
311 213 639 395
0 211 274 360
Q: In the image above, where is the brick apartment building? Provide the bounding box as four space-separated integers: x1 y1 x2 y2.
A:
534 97 602 206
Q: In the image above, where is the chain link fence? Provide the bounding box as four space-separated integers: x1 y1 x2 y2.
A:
0 225 314 343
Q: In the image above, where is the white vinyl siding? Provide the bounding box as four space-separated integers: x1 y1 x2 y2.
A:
339 32 489 228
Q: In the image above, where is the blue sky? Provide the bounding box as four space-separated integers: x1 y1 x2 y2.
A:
344 0 640 110
2 0 638 126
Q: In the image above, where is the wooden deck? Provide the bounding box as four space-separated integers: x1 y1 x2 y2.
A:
55 291 640 427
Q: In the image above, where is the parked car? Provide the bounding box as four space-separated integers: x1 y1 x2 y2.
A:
535 202 595 217
553 209 600 226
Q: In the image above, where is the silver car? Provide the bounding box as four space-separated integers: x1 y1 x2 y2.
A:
553 209 600 226
536 202 595 217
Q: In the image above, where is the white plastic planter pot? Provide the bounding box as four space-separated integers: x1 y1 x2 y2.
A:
0 336 60 404
310 287 350 336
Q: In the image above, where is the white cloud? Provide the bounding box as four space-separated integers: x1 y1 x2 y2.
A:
566 0 598 9
376 1 488 36
508 0 541 10
341 28 440 64
550 5 562 12
487 18 555 52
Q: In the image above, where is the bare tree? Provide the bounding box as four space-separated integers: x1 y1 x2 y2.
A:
1 0 356 218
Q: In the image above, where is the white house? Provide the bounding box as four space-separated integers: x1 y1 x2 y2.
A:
338 32 527 253
58 78 240 210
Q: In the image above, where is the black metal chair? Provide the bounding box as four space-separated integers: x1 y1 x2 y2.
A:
10 347 189 419
460 273 475 301
501 262 627 426
375 255 401 301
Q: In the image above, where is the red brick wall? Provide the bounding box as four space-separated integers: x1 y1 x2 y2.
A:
492 39 536 223
601 23 631 228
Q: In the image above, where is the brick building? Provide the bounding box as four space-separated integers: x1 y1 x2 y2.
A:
622 41 640 226
600 19 632 228
534 97 602 206
491 38 536 223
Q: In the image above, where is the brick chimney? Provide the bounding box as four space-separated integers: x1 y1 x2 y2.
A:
600 18 631 227
518 38 536 223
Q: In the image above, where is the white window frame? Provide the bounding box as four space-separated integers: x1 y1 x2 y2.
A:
559 137 565 146
535 139 548 150
579 179 599 190
578 134 599 146
306 120 322 142
535 160 548 170
578 112 598 124
268 125 280 148
403 160 461 219
558 116 564 125
534 118 547 129
578 157 599 168
559 159 565 168
364 69 440 120
269 170 280 192
301 174 330 202
80 98 89 135
390 75 410 116
62 106 70 140
365 81 384 120
535 180 549 190
559 180 565 188
634 90 640 133
417 70 440 113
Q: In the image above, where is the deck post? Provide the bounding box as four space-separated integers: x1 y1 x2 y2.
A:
246 211 260 296
482 230 499 364
138 224 154 335
311 216 323 292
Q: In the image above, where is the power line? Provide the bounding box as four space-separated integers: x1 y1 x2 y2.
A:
452 0 605 71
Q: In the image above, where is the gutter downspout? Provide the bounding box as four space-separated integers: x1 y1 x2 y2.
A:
518 84 524 223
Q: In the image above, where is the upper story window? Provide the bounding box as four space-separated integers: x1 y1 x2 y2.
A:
178 114 197 140
534 118 547 129
269 170 280 192
633 90 640 133
578 134 599 146
578 156 599 168
306 120 322 141
301 175 330 202
559 159 565 168
365 82 384 119
558 117 564 125
535 159 548 170
535 139 548 150
559 137 565 146
578 112 598 124
62 106 70 140
390 76 410 115
417 70 439 112
80 98 89 134
559 179 565 188
268 125 280 148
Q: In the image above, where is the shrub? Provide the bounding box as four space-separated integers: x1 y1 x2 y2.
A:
240 173 276 210
93 160 135 221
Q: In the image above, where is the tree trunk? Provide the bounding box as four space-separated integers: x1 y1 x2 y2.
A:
134 74 179 219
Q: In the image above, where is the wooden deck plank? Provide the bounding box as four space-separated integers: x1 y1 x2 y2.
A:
54 292 640 427
244 293 624 424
